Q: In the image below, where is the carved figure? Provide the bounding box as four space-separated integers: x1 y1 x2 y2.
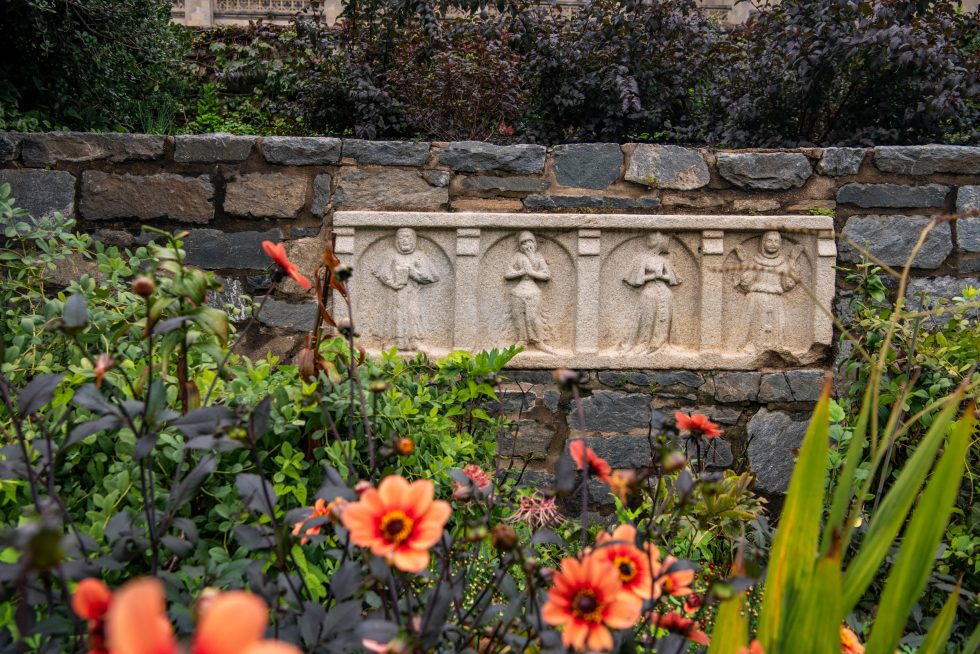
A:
373 228 439 350
620 232 680 353
735 230 800 353
504 231 555 354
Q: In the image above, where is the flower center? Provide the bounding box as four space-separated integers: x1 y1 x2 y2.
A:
615 556 637 583
571 590 603 623
379 510 414 545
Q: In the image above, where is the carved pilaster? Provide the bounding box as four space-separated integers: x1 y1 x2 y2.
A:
814 229 837 346
454 229 481 350
576 229 601 354
700 230 725 351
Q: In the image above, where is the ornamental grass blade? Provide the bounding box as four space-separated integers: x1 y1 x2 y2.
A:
918 581 960 654
863 405 974 654
706 592 748 654
785 533 843 654
757 381 831 653
841 390 963 614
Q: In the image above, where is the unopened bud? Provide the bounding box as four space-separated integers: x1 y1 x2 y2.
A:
132 276 155 297
369 380 388 393
394 437 414 456
491 524 518 551
354 480 372 496
523 556 539 574
553 368 581 388
466 525 488 542
297 347 317 383
94 353 114 388
663 450 687 473
332 264 353 281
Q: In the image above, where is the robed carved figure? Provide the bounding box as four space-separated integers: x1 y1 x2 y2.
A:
735 230 800 353
620 232 680 353
374 228 439 351
505 231 556 354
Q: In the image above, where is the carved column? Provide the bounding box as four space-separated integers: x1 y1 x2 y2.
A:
814 229 837 346
330 227 355 322
454 228 481 350
700 230 725 351
576 229 601 354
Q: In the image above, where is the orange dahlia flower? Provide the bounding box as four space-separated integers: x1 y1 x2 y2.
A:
569 439 612 484
651 612 710 646
653 555 695 599
674 411 722 438
594 525 657 600
73 578 113 654
105 577 300 654
541 554 642 652
262 241 311 291
341 475 451 573
840 626 864 654
293 497 346 545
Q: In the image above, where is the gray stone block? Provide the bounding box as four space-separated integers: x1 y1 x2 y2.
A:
758 373 792 402
905 276 980 313
817 147 866 176
625 144 709 190
495 390 538 415
439 141 546 174
598 370 704 388
523 194 660 210
585 435 652 469
747 409 810 494
574 390 650 433
0 169 75 219
461 176 549 194
423 170 450 187
260 136 341 165
256 298 318 332
182 228 282 270
19 132 164 167
957 186 980 254
670 435 733 468
504 371 554 385
836 183 949 208
716 152 813 190
0 133 20 164
80 171 213 223
553 143 623 190
839 215 952 269
785 370 827 402
334 168 448 209
874 145 980 175
499 420 555 459
543 390 560 413
224 172 307 219
311 173 332 217
207 277 250 322
713 372 761 402
691 406 742 425
343 140 430 166
174 134 254 163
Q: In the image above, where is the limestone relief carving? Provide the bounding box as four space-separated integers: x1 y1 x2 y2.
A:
619 232 680 353
504 231 556 354
733 230 801 354
372 227 440 351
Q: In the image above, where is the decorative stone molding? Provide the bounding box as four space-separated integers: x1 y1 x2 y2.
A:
334 211 836 369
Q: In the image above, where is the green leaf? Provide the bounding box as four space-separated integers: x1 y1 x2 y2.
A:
864 407 974 654
823 377 873 554
842 390 963 613
757 382 831 653
785 534 843 654
918 582 960 654
707 591 748 654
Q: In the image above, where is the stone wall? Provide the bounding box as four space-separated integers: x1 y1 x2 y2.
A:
2 131 979 494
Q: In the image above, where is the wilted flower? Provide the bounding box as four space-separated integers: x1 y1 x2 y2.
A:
542 554 642 652
653 556 695 599
508 491 563 528
94 354 114 389
463 464 491 490
594 525 657 600
342 475 451 573
651 611 710 646
607 469 636 503
674 411 723 439
840 626 864 654
569 439 612 484
262 240 312 291
491 524 518 551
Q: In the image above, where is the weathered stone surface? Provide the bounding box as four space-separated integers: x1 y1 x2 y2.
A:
92 229 135 247
224 173 307 219
747 409 809 494
716 152 813 190
80 171 214 223
523 194 660 210
758 373 792 402
311 174 332 217
500 421 555 458
260 136 341 165
451 198 524 212
836 183 948 208
257 298 318 332
669 435 733 468
732 199 780 213
554 143 623 190
182 228 282 270
817 148 866 176
423 170 450 187
0 169 75 219
0 133 20 164
20 132 164 167
174 134 254 163
905 276 980 312
280 233 326 295
785 370 826 401
598 370 704 388
661 194 725 209
334 168 448 209
439 141 546 174
505 371 555 385
874 145 980 175
41 251 103 287
495 390 538 415
585 435 652 469
692 406 742 425
625 145 709 191
543 390 560 412
839 215 952 269
343 140 430 166
575 390 650 433
713 372 761 402
461 176 549 194
956 186 980 254
208 277 250 322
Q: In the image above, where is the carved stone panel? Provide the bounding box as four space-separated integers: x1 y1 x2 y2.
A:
333 212 836 369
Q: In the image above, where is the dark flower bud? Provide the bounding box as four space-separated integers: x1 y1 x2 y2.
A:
132 276 155 297
297 347 317 383
491 524 518 551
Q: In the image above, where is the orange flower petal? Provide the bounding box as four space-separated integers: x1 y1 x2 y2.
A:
72 578 112 621
390 548 430 573
240 642 303 654
563 621 589 651
585 624 614 652
378 475 412 506
287 269 312 291
402 479 435 517
191 591 268 654
106 578 177 654
603 592 642 629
